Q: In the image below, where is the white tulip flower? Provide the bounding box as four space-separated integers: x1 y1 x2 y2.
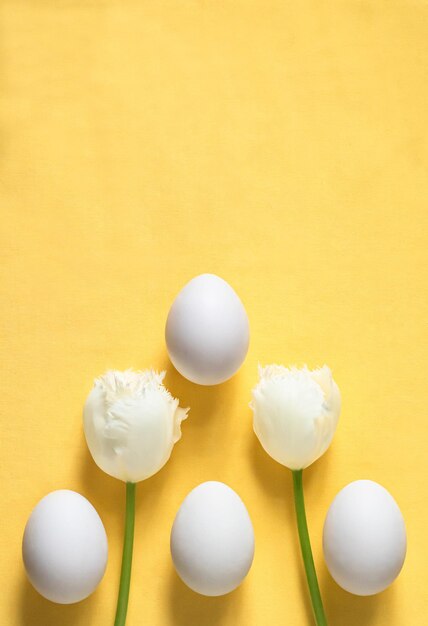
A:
251 364 341 470
83 369 188 483
250 363 341 626
83 368 188 626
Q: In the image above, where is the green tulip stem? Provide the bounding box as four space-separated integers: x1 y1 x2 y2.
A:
114 482 136 626
292 469 328 626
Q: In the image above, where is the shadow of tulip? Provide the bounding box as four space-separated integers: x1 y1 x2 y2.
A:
248 436 314 623
248 435 342 625
77 440 123 517
18 574 97 626
249 432 290 501
150 354 240 483
157 354 237 427
167 567 242 626
77 425 189 531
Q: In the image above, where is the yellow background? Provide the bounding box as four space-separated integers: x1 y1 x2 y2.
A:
1 1 427 625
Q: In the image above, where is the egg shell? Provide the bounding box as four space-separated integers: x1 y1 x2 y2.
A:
170 481 255 596
323 480 406 596
165 274 250 385
22 490 108 604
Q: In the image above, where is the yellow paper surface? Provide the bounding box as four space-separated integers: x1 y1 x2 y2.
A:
1 2 427 625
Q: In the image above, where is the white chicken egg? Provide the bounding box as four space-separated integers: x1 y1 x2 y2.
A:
165 273 250 385
323 480 406 595
170 481 255 596
22 490 108 604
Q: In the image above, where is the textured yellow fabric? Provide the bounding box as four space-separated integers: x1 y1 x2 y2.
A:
1 2 427 625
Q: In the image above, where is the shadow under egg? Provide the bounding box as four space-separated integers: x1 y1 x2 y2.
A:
18 575 97 626
321 566 387 625
167 566 244 626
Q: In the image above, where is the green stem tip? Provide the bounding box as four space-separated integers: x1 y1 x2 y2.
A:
292 469 328 626
114 482 136 626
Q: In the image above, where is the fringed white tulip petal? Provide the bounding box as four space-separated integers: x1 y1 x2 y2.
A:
83 369 188 482
251 364 340 470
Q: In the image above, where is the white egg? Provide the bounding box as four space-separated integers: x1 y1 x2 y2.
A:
323 480 406 595
170 481 255 596
22 490 108 604
165 274 250 385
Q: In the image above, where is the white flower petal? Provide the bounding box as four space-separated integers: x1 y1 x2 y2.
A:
83 369 188 482
251 364 340 470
